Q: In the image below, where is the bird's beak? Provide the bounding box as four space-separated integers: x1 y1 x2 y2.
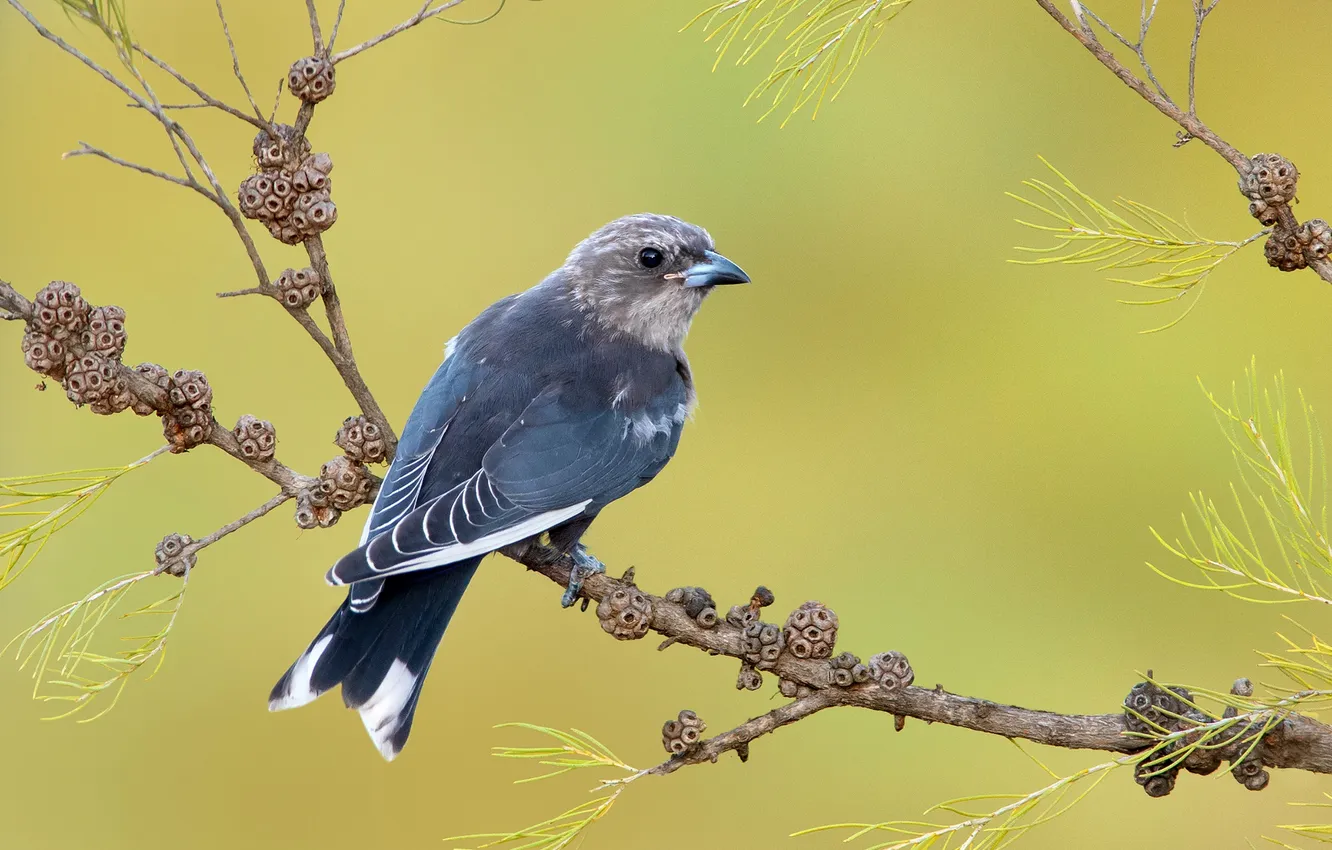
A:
682 250 751 288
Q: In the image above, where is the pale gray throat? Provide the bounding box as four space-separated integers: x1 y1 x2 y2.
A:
572 279 706 353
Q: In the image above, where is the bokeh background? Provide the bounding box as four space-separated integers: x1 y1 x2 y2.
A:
2 1 1331 847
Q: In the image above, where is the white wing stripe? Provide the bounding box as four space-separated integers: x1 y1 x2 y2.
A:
329 501 591 585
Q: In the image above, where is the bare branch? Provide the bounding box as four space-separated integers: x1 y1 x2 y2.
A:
213 0 268 123
134 43 270 132
330 0 470 64
161 491 294 574
305 0 325 55
63 141 216 203
328 0 348 53
1188 0 1219 116
505 546 1332 780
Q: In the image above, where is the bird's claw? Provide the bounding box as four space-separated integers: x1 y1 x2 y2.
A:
561 545 606 608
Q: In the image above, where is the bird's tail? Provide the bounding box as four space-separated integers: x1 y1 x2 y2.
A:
268 558 481 761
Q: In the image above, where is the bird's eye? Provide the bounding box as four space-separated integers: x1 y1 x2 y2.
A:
638 247 664 269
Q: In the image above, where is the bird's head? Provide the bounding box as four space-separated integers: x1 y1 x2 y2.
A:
563 213 750 352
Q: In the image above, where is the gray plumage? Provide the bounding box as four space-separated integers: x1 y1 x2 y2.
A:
268 213 749 760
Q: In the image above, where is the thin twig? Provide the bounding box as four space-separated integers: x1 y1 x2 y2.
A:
305 0 324 55
328 0 348 52
63 142 216 203
330 0 470 64
1188 0 1219 116
133 44 269 132
160 491 294 574
213 0 268 124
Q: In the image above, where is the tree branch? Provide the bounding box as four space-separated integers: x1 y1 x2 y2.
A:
503 544 1332 782
1033 0 1332 286
330 0 470 64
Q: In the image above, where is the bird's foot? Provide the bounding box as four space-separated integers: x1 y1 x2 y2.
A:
561 544 606 608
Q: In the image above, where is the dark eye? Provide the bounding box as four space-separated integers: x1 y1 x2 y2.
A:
638 247 664 269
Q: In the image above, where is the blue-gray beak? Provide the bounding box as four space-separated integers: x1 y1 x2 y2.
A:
683 250 751 288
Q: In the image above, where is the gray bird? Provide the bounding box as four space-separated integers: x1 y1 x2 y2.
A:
269 213 750 760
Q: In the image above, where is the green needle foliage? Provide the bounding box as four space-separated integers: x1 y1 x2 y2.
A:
55 0 133 63
1 449 163 591
445 724 647 850
1009 158 1265 333
1151 368 1332 609
685 0 916 125
9 567 188 721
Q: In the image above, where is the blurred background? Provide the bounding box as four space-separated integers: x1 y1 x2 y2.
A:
2 1 1330 847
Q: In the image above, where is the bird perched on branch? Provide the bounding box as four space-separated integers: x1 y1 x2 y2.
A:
269 213 750 760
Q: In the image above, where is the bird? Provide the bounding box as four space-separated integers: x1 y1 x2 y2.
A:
268 213 750 760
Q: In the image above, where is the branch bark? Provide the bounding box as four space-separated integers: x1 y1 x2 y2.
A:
502 543 1332 782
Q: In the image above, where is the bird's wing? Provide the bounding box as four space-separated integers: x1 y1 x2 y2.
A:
340 348 472 610
327 384 684 586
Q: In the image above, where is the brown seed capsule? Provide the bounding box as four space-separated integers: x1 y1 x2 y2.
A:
291 157 333 194
275 266 324 310
31 281 88 340
311 456 374 511
1135 763 1177 798
234 414 277 462
867 651 915 692
335 414 388 465
736 662 763 691
63 353 117 407
741 621 784 668
288 56 336 103
661 709 706 755
596 586 653 640
1240 153 1299 205
1265 228 1307 272
1302 219 1332 261
1123 680 1196 734
783 600 838 660
89 370 132 415
161 369 214 452
155 532 196 578
295 489 341 529
252 124 310 170
130 362 170 416
21 331 66 379
778 678 799 698
82 305 127 360
725 604 757 629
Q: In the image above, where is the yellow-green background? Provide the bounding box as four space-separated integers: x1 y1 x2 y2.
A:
1 1 1328 847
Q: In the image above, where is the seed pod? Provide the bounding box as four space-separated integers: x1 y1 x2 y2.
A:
161 369 214 452
1249 199 1279 227
155 532 196 578
1240 153 1299 205
736 662 763 691
1232 754 1269 791
664 585 718 627
778 678 799 698
291 158 332 194
741 620 783 669
295 489 340 529
783 600 838 660
130 362 170 416
252 124 310 170
21 331 66 379
288 56 336 103
89 370 132 415
867 651 914 692
1123 680 1195 734
63 353 117 407
82 305 127 360
312 456 374 511
31 281 88 340
275 266 324 310
1265 228 1307 272
267 220 305 246
234 414 277 462
661 709 706 755
1134 762 1178 798
335 414 388 465
1303 219 1332 261
725 604 757 629
596 586 653 640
